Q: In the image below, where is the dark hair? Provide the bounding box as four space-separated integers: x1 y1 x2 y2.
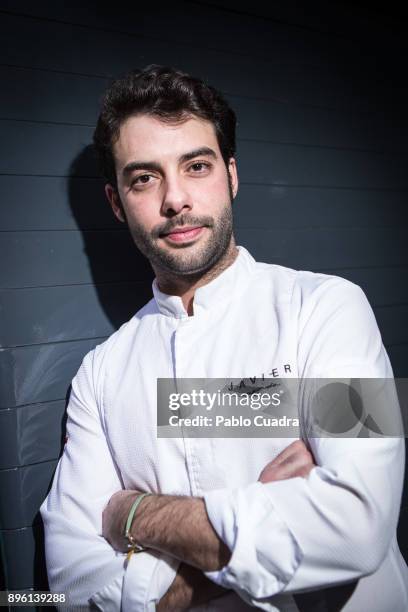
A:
93 65 237 188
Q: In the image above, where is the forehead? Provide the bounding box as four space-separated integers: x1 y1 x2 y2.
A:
113 114 220 166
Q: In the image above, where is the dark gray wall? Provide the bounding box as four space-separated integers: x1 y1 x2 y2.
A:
0 0 407 598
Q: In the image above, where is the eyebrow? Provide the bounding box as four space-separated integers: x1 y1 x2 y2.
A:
121 146 218 178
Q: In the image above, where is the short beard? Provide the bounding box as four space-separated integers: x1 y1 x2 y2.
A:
120 172 235 278
128 203 234 278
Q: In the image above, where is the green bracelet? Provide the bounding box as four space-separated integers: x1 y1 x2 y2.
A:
124 492 151 554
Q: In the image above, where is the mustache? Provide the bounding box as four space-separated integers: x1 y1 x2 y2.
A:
153 215 214 238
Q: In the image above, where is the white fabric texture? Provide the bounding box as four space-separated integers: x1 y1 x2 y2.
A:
40 245 408 611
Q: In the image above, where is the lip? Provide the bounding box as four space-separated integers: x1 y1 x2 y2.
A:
161 226 205 243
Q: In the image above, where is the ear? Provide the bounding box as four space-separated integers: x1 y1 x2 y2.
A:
105 184 126 223
228 157 239 199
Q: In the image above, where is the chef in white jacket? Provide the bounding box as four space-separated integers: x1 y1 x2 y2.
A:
40 65 408 611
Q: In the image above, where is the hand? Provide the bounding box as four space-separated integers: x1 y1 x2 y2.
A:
102 489 143 552
258 439 316 484
156 562 230 612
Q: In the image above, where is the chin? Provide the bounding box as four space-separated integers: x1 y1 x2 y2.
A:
159 249 214 275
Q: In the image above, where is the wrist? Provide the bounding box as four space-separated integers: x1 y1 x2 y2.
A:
119 491 154 559
129 492 157 546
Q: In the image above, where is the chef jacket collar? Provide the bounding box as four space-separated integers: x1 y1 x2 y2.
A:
151 245 256 318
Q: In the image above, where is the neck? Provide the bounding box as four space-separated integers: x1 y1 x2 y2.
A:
153 239 239 316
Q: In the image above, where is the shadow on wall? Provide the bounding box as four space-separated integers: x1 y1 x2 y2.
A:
68 144 154 329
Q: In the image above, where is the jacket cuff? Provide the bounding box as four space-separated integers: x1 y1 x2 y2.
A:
90 573 123 611
90 551 179 611
203 482 302 599
122 551 179 611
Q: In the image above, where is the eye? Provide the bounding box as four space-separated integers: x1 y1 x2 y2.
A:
189 162 211 173
131 174 154 189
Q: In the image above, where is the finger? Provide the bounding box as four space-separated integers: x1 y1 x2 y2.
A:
260 452 314 483
258 440 316 482
269 439 310 466
278 453 314 478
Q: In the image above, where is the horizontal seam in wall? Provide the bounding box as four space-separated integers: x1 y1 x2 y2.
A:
0 335 109 350
190 0 407 44
2 117 408 156
0 62 404 117
0 281 151 289
0 524 42 533
2 224 408 233
373 303 408 309
1 6 403 62
315 264 408 272
1 174 408 192
0 228 127 233
0 398 67 411
0 280 149 289
0 457 59 474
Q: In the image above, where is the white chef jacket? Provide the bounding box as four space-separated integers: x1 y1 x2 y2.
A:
40 245 408 611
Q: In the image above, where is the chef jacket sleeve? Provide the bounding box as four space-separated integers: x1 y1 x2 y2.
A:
202 277 405 609
39 347 179 611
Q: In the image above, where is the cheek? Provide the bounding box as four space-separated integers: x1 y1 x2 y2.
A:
191 174 230 204
123 197 156 228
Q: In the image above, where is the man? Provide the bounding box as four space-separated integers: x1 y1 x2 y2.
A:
40 65 408 611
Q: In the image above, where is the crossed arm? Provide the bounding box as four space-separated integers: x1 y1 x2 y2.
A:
102 440 316 610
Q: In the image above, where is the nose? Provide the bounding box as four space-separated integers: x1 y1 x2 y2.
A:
161 173 193 216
